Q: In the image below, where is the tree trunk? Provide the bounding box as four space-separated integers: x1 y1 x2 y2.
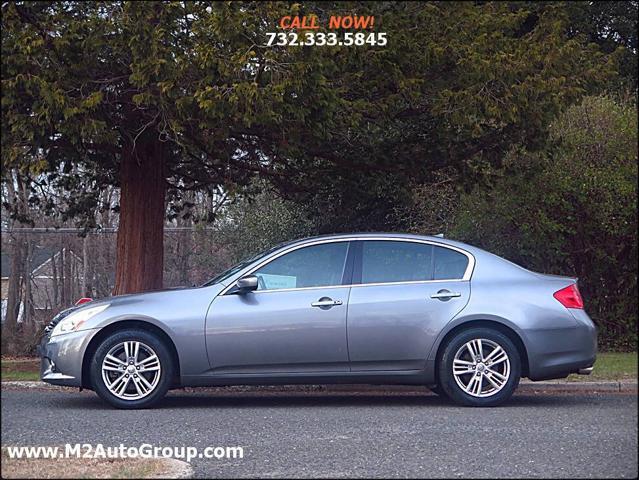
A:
23 239 33 327
3 171 24 352
113 131 166 295
4 236 24 333
51 252 59 307
81 235 88 296
58 244 66 306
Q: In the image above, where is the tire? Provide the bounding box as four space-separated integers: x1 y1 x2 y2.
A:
90 328 173 409
438 327 521 407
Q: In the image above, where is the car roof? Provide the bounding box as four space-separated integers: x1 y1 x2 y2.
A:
284 232 476 252
215 232 537 288
277 233 538 280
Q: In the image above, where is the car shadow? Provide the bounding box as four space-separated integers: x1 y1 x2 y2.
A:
159 392 450 409
56 389 612 411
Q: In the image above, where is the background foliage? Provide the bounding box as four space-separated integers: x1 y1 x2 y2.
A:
452 95 637 350
1 1 637 351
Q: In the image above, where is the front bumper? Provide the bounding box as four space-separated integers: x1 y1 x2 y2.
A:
525 309 597 381
40 328 99 387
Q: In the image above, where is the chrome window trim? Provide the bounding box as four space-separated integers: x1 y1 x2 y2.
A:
220 236 475 295
245 278 470 295
349 278 470 290
247 284 352 295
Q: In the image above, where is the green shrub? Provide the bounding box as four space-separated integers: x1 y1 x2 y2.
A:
452 95 637 350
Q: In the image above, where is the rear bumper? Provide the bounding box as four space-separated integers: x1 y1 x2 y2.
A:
524 309 597 381
40 328 98 388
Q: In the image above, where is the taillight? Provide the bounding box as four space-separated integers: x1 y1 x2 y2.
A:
553 284 584 309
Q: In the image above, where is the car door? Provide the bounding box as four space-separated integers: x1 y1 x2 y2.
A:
346 239 472 371
205 241 353 374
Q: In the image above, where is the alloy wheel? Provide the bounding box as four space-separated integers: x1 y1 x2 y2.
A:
101 341 161 400
452 338 510 398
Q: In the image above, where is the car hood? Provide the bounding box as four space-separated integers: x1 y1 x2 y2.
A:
89 284 210 305
57 283 223 317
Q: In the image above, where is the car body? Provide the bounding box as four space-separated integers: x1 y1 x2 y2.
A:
40 233 597 408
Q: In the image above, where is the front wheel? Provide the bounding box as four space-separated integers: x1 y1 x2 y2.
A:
90 329 173 409
439 327 521 407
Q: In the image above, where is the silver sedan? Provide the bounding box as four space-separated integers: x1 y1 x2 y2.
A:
40 233 597 408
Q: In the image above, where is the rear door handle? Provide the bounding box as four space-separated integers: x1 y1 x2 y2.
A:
430 290 461 300
311 298 343 308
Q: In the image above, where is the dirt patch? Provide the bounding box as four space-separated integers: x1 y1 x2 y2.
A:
0 451 191 479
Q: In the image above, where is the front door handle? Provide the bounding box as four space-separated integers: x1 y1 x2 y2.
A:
430 290 461 300
311 298 343 308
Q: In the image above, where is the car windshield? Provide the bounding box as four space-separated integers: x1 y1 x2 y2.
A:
201 240 296 287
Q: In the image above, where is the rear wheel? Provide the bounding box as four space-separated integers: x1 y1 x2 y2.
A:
439 327 520 407
90 329 173 409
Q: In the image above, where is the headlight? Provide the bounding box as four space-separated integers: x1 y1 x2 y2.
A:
50 305 109 337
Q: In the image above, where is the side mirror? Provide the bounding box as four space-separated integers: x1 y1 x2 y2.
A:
235 275 258 293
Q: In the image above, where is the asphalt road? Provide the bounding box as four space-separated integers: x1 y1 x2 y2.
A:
1 387 637 478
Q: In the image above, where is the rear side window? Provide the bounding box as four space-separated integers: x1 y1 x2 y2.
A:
361 241 434 284
433 246 468 280
254 242 349 290
360 241 469 284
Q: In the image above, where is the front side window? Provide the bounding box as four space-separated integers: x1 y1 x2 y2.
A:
202 241 294 286
360 240 469 284
253 242 349 290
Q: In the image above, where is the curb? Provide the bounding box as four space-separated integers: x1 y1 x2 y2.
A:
2 380 636 393
518 380 635 393
158 458 193 479
1 381 72 390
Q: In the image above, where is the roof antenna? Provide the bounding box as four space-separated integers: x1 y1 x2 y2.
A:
434 233 444 238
